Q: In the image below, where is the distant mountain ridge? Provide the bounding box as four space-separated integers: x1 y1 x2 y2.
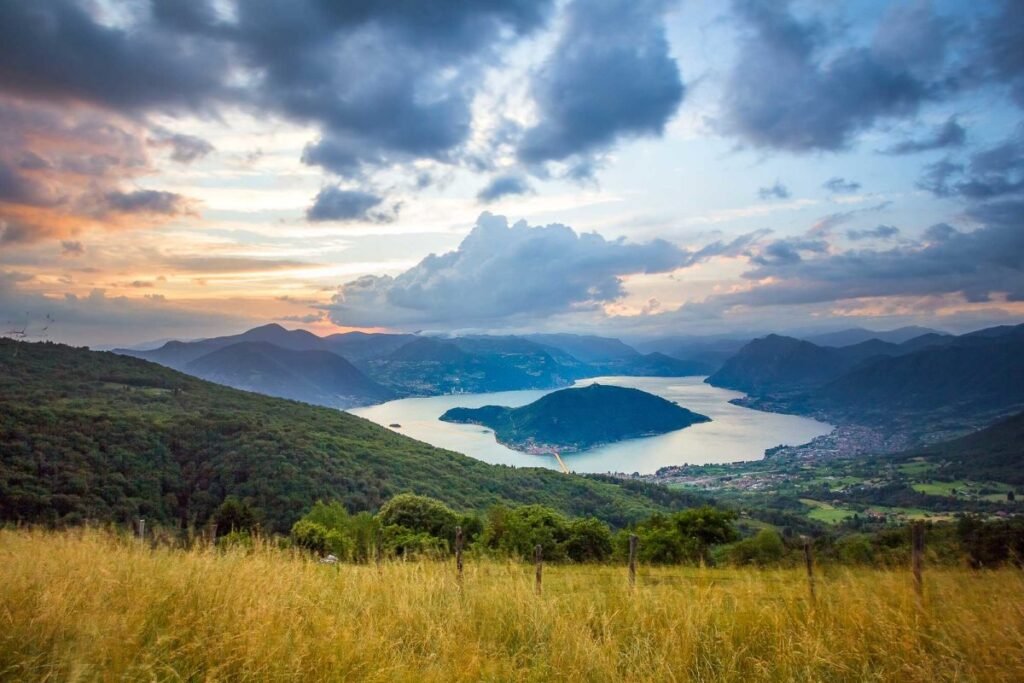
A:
801 326 944 347
115 325 713 406
707 324 1024 432
114 323 325 370
184 341 393 409
440 383 711 453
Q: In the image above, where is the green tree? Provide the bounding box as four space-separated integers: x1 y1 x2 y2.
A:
617 514 698 564
673 506 739 553
727 529 786 566
479 504 570 560
563 517 613 562
835 534 874 565
214 496 258 532
377 493 459 542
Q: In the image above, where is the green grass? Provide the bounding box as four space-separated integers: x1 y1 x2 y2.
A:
803 475 864 491
897 461 936 476
911 480 1015 498
799 498 857 524
912 481 972 496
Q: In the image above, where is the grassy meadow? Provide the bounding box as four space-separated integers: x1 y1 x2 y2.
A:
1 528 1022 682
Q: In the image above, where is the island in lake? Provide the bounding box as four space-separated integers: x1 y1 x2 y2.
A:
439 383 711 453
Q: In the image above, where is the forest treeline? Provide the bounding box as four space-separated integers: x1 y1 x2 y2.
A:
209 493 1024 569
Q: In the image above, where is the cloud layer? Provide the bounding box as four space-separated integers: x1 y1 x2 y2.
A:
517 0 684 166
329 212 756 328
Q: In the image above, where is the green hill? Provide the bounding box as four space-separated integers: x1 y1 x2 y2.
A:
0 340 706 532
440 383 710 452
902 410 1024 484
184 341 393 409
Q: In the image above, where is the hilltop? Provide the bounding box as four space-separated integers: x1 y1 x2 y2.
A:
440 383 710 453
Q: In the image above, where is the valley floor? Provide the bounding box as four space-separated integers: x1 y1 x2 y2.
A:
1 529 1022 682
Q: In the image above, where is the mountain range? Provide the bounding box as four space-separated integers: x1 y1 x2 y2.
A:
113 321 1024 444
799 326 943 347
706 324 1024 433
116 325 724 407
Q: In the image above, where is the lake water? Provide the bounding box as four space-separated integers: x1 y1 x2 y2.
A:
349 376 832 475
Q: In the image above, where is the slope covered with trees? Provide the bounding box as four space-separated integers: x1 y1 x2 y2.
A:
0 340 707 532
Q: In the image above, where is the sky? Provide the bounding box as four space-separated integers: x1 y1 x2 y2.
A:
1 0 1023 347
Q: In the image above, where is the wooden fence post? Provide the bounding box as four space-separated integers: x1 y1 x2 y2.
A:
534 544 543 595
375 530 383 571
802 536 816 603
911 521 924 599
455 525 464 586
628 534 638 588
138 518 145 543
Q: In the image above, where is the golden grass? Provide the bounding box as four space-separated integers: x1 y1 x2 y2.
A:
1 528 1022 682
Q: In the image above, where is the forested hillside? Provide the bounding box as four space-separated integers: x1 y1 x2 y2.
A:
0 340 706 532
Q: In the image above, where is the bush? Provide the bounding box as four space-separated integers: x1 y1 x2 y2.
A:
726 529 786 567
381 525 447 559
563 517 614 562
479 504 570 561
377 494 459 543
214 497 258 533
618 507 739 565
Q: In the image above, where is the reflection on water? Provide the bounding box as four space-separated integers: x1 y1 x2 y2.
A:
349 376 832 475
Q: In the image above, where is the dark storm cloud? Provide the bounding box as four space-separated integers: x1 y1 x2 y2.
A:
0 1 227 111
823 177 862 194
917 130 1024 199
477 174 532 203
715 198 1024 308
0 159 54 206
720 0 950 152
747 237 828 267
517 0 684 164
306 187 396 223
103 190 191 216
328 212 758 328
0 0 556 182
757 181 790 200
232 0 555 175
971 0 1024 107
882 117 966 155
155 132 215 164
847 225 900 241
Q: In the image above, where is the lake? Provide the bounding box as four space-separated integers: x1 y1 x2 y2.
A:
349 376 832 475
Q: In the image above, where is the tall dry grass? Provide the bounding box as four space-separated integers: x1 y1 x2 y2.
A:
1 527 1022 682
